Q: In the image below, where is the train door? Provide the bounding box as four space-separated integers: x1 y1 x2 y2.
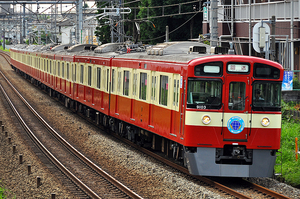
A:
179 77 186 137
223 75 250 141
149 72 157 127
131 69 138 120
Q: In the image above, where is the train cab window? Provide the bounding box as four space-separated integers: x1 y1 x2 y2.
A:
140 73 147 100
123 71 130 96
194 61 223 76
254 63 280 79
228 82 246 110
252 81 281 111
96 67 101 89
62 63 65 78
88 66 92 86
187 79 222 109
80 65 84 83
159 75 168 106
67 63 70 80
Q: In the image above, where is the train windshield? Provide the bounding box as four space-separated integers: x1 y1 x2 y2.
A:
187 79 222 109
252 81 281 111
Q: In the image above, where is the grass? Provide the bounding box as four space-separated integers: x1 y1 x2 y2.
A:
0 46 9 52
275 101 300 188
0 182 7 199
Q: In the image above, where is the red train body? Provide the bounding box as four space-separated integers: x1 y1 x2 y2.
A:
10 42 284 177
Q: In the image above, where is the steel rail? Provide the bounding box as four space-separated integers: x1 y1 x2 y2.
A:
245 180 291 199
0 71 101 199
0 67 144 199
118 137 253 199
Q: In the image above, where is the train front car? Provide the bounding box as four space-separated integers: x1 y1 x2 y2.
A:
183 55 283 177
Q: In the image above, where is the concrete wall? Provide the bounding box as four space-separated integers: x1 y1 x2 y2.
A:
282 91 300 103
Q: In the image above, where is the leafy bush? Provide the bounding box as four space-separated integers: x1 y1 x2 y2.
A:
276 101 300 188
293 76 300 89
276 120 300 187
281 100 297 121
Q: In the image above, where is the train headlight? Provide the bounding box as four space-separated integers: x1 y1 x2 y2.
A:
202 115 211 125
261 117 270 127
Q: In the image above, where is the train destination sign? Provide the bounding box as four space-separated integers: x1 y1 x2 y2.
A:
227 64 249 73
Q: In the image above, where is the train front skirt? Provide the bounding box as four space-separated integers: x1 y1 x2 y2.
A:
186 147 276 177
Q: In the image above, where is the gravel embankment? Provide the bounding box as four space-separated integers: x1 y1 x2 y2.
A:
1 56 299 198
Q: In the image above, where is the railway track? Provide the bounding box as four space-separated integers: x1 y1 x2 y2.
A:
103 127 291 199
0 52 142 198
0 51 292 198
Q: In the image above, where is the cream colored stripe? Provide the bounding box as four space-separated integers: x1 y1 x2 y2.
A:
185 111 281 128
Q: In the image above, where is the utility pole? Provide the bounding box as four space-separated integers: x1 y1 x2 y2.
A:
249 0 251 56
210 0 218 47
291 0 294 71
76 0 83 44
270 16 276 61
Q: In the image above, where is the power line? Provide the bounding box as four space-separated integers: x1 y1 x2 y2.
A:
140 12 199 42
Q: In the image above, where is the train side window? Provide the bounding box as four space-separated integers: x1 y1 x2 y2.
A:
123 70 130 96
140 72 147 100
58 62 61 76
103 69 106 90
47 60 49 72
96 67 101 89
173 79 177 106
62 62 65 78
112 69 115 92
159 75 168 106
228 82 246 110
106 69 109 92
151 76 156 101
67 63 70 80
88 66 92 86
80 65 84 83
176 79 179 106
133 73 137 96
50 60 52 74
117 71 121 92
73 64 76 82
53 61 56 75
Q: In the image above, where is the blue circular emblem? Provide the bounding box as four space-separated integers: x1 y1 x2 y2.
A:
227 116 245 134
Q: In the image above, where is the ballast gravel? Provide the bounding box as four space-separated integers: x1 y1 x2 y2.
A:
0 56 300 198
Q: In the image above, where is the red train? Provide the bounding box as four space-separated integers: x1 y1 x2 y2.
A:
10 42 283 177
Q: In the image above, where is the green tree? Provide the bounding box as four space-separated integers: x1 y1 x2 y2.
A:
94 1 112 44
95 0 203 44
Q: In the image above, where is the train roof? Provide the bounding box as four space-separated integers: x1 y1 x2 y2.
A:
11 41 217 63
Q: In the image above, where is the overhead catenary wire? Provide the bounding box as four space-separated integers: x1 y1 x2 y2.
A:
140 12 199 42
